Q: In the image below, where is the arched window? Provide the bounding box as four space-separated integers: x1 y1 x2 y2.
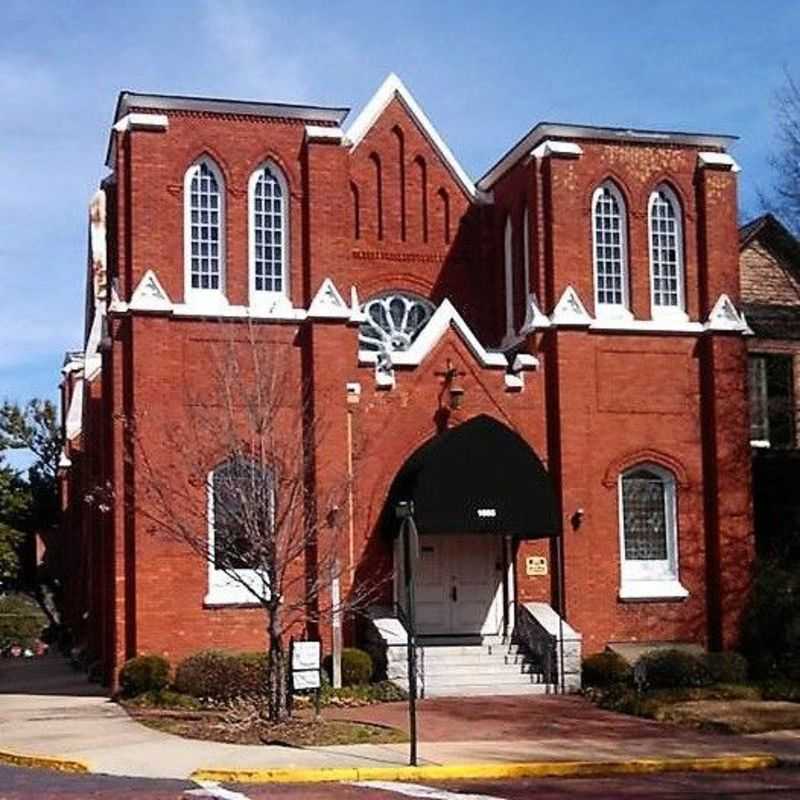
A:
184 159 225 300
249 163 288 305
592 182 629 316
648 185 685 317
504 214 514 340
618 463 686 600
206 457 272 605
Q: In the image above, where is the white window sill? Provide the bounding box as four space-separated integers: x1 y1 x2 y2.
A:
750 439 770 449
651 308 689 324
594 306 633 322
204 570 268 606
619 579 689 601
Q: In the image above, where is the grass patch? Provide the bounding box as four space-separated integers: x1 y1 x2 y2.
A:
586 682 800 734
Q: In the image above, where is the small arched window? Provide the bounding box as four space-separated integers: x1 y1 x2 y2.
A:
618 463 687 600
249 163 288 305
648 185 685 317
592 182 629 316
206 456 272 605
185 159 225 301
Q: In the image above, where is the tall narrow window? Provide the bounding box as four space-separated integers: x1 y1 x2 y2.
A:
592 182 629 316
249 163 288 304
748 353 795 448
206 457 272 605
522 205 531 303
618 463 686 600
648 185 685 316
185 159 225 299
503 215 514 341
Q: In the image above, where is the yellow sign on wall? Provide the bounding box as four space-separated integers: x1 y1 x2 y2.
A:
526 556 548 576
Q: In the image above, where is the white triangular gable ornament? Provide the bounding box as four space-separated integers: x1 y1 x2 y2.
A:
550 286 592 327
520 293 552 334
129 269 173 312
307 277 350 320
705 293 749 333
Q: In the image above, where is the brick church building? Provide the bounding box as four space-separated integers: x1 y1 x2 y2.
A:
59 74 754 693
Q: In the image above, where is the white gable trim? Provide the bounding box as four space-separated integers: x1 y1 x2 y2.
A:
345 73 479 201
531 140 583 160
130 269 173 313
697 152 741 173
305 125 344 143
550 286 593 327
358 299 507 369
348 286 367 324
307 277 351 320
113 112 169 133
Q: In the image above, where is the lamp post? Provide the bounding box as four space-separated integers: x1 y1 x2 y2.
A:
395 499 419 767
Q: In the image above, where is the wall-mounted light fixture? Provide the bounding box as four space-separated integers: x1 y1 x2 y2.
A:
570 507 585 531
439 359 466 410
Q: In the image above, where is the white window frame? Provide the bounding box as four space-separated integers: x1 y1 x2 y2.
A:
591 182 632 320
248 161 291 313
204 466 270 607
617 462 688 601
648 185 687 321
184 158 227 311
504 214 514 339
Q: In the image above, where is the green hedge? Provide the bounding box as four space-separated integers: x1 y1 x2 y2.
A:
704 651 749 684
119 655 171 697
635 649 713 690
323 648 374 687
174 650 268 700
582 652 631 688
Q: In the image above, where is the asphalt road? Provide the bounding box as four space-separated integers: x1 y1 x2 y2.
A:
6 765 800 799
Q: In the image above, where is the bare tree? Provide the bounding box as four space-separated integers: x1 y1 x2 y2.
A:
126 321 382 721
764 69 800 233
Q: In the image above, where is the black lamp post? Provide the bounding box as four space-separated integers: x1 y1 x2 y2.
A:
395 499 419 767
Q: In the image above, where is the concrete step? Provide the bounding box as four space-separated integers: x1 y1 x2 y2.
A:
423 683 557 697
424 670 546 686
417 644 523 657
421 660 541 677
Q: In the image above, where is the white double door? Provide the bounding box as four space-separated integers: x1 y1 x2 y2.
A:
415 534 503 636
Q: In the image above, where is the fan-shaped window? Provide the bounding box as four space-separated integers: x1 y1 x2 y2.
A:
206 457 272 605
618 463 686 600
648 186 685 316
249 163 288 305
358 292 435 354
592 182 629 315
185 159 225 299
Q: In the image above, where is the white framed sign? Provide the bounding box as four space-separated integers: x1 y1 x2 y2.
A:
292 640 321 690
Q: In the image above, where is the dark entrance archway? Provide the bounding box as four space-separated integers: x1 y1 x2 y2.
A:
388 414 560 539
386 414 561 640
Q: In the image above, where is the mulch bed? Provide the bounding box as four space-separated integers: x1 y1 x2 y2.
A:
126 706 408 747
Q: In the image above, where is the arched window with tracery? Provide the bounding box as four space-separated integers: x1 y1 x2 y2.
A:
648 185 685 317
184 158 225 301
249 162 289 306
592 181 629 316
618 463 687 600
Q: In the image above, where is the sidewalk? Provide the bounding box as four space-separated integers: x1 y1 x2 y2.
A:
1 655 799 780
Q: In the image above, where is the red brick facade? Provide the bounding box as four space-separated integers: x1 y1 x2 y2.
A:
59 76 754 686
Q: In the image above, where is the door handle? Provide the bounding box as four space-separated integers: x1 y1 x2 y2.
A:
451 585 457 602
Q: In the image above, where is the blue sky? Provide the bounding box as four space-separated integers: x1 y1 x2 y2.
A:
1 0 798 416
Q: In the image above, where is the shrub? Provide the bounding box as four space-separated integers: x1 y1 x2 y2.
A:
704 651 749 684
119 654 170 697
174 650 268 701
582 651 631 688
635 649 712 690
124 688 201 710
323 648 374 687
760 678 800 702
0 594 47 651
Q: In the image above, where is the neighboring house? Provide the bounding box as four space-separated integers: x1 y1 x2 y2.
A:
740 214 800 554
59 74 753 694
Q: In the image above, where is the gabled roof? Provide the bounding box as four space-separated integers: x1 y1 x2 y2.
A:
739 213 800 268
478 122 738 191
345 73 479 201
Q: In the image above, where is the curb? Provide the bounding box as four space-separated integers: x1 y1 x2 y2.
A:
0 749 90 774
192 754 778 784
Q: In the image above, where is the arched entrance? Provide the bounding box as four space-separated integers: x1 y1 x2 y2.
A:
386 415 560 638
